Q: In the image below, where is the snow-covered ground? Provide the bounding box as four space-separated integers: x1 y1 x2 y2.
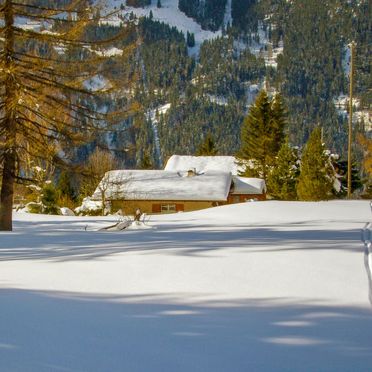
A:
1 200 372 371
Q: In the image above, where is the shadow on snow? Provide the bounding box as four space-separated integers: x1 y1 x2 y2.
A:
0 216 364 262
0 288 372 372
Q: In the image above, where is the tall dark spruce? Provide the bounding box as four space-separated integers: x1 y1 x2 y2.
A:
237 90 286 182
297 127 333 201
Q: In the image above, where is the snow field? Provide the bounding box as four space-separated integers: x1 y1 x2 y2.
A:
0 200 371 371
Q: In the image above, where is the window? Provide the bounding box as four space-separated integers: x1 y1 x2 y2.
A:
161 204 176 213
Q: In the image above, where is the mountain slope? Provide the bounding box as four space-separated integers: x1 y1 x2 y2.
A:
103 0 226 54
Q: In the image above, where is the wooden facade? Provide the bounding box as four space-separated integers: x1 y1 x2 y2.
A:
111 199 226 215
110 193 266 215
227 193 266 203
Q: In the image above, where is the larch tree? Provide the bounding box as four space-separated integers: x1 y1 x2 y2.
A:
237 90 286 182
357 133 372 198
80 147 118 216
80 147 118 198
297 127 333 201
0 0 134 230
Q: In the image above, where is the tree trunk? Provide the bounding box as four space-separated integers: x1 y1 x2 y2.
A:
0 0 16 231
0 153 16 231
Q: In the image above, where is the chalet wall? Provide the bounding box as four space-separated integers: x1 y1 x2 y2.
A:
109 193 265 215
111 200 226 215
228 194 266 203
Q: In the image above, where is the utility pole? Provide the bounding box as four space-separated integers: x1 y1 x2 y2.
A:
347 41 356 199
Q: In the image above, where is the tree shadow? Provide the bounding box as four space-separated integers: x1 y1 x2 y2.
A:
0 217 364 262
0 288 372 372
364 244 372 305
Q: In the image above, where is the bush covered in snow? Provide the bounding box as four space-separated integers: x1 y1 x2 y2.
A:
75 197 108 216
60 207 75 216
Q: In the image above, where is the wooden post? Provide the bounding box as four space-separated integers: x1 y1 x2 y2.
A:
347 41 356 199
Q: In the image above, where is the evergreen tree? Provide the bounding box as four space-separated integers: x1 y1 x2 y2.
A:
271 93 287 150
196 133 218 156
297 127 333 201
140 151 153 169
332 159 363 197
186 31 195 48
157 0 162 8
231 0 258 33
178 0 227 31
41 183 60 215
267 138 299 200
57 171 76 201
237 90 286 181
127 0 151 7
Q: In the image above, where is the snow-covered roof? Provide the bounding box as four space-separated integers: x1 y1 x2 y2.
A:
232 177 266 195
165 156 266 194
165 155 243 175
92 170 232 201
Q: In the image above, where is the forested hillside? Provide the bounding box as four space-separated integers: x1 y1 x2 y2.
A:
12 0 371 170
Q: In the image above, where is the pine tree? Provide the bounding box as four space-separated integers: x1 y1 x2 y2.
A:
332 159 363 197
267 138 299 200
186 31 195 48
127 0 151 7
237 90 286 181
0 1 133 230
270 93 287 153
196 133 218 156
157 0 162 8
41 183 60 215
57 170 76 203
297 127 333 201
